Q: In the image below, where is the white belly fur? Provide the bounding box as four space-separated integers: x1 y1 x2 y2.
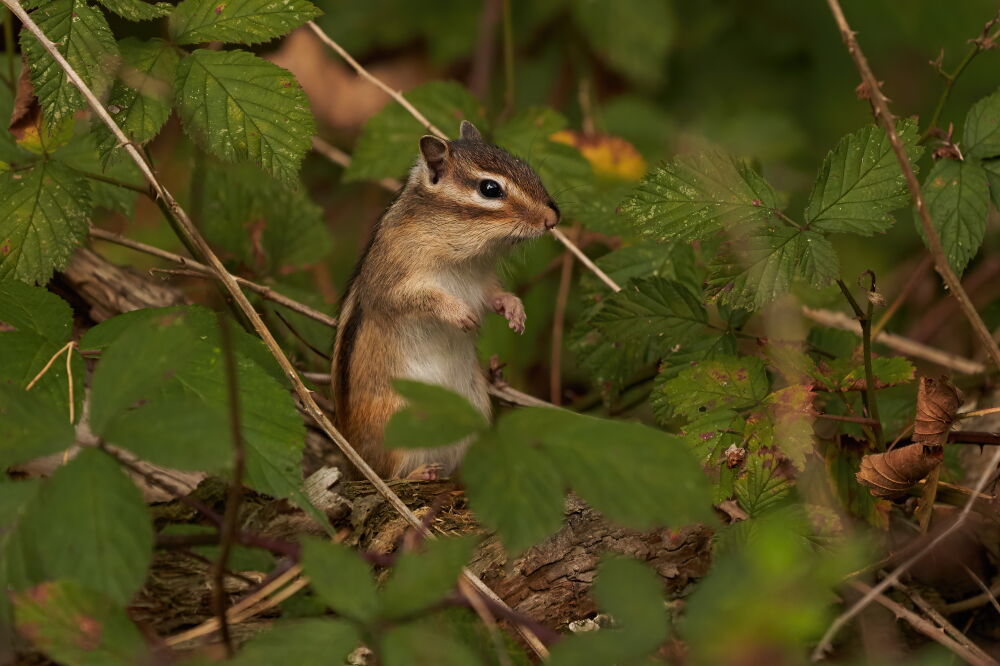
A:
394 270 491 476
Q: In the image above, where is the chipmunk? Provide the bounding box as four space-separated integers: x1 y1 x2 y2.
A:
332 120 560 480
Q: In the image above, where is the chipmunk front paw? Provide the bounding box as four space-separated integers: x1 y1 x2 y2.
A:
492 292 526 334
442 304 480 332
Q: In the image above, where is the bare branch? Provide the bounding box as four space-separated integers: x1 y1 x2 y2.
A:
823 0 1000 371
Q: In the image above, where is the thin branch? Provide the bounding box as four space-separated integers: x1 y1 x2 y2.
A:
72 166 151 195
945 572 1000 614
824 0 1000 372
468 0 502 101
90 229 339 328
1 4 543 659
305 21 446 139
801 306 986 375
550 227 621 292
25 341 76 423
961 565 1000 616
892 581 997 665
550 223 577 404
816 413 880 427
836 279 882 445
210 314 246 658
847 581 998 666
812 444 1000 660
310 136 402 192
958 405 1000 420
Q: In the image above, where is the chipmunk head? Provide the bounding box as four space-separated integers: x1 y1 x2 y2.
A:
404 121 560 256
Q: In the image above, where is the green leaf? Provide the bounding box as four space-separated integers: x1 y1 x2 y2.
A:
0 279 72 340
984 159 1000 209
813 356 915 391
805 120 922 235
300 539 379 623
19 449 153 604
0 161 93 284
0 383 75 468
620 151 780 243
20 1 119 125
706 226 839 310
230 618 359 666
749 385 817 470
591 276 706 345
175 49 315 184
13 581 147 666
963 88 1000 159
170 0 321 45
345 81 486 182
381 621 483 666
381 535 477 619
462 420 565 556
734 451 794 517
95 38 179 160
195 161 332 272
94 0 171 21
384 381 488 450
660 355 769 420
548 556 669 666
572 0 673 88
918 159 990 274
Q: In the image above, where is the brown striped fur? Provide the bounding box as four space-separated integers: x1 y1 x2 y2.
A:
331 121 559 479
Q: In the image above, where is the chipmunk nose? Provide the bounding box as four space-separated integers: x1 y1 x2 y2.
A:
544 200 560 229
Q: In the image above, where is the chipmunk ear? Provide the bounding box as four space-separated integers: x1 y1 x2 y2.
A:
419 135 449 183
459 120 483 142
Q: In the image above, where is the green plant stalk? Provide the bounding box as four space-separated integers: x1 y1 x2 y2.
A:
837 279 882 447
3 8 14 93
919 23 1000 144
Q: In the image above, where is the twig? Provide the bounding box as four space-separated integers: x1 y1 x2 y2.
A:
550 223 578 404
837 279 882 445
812 444 1000 660
3 4 545 658
945 572 1000 615
468 0 502 101
310 136 402 192
961 565 1000 616
457 577 514 666
920 12 1000 143
25 341 76 423
305 21 445 139
90 229 339 328
893 580 997 664
958 405 1000 420
816 413 880 427
871 255 934 339
72 166 151 195
210 314 246 657
801 306 986 375
847 582 998 666
824 0 1000 372
550 227 620 292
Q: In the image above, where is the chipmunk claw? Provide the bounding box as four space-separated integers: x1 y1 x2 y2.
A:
492 292 526 334
406 463 444 481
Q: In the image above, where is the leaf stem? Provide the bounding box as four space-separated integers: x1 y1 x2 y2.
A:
836 279 882 446
72 166 151 195
919 14 1000 144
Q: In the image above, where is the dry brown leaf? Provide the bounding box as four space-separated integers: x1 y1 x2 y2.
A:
856 444 943 498
914 375 963 446
8 57 41 142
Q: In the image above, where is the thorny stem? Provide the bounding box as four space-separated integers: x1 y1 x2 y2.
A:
836 279 882 446
823 0 1000 373
211 314 246 658
919 14 1000 144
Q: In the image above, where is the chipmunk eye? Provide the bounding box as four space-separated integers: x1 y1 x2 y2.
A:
478 179 503 199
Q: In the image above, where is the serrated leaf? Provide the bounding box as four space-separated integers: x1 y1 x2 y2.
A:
805 120 921 235
195 161 331 272
19 449 153 604
175 49 315 184
230 618 359 666
53 133 144 215
345 81 486 182
751 385 817 470
621 151 780 243
0 328 84 427
384 381 487 450
462 422 565 556
300 539 379 622
0 384 76 468
591 276 706 347
660 355 769 420
706 226 839 310
0 279 72 340
813 356 915 392
0 161 93 284
94 0 171 21
964 88 1000 159
381 621 483 666
20 1 119 125
984 159 1000 209
170 0 321 45
918 159 990 274
571 0 673 88
95 38 179 160
381 535 477 619
13 581 147 666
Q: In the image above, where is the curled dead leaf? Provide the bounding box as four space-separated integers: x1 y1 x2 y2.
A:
914 375 963 446
856 443 943 498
